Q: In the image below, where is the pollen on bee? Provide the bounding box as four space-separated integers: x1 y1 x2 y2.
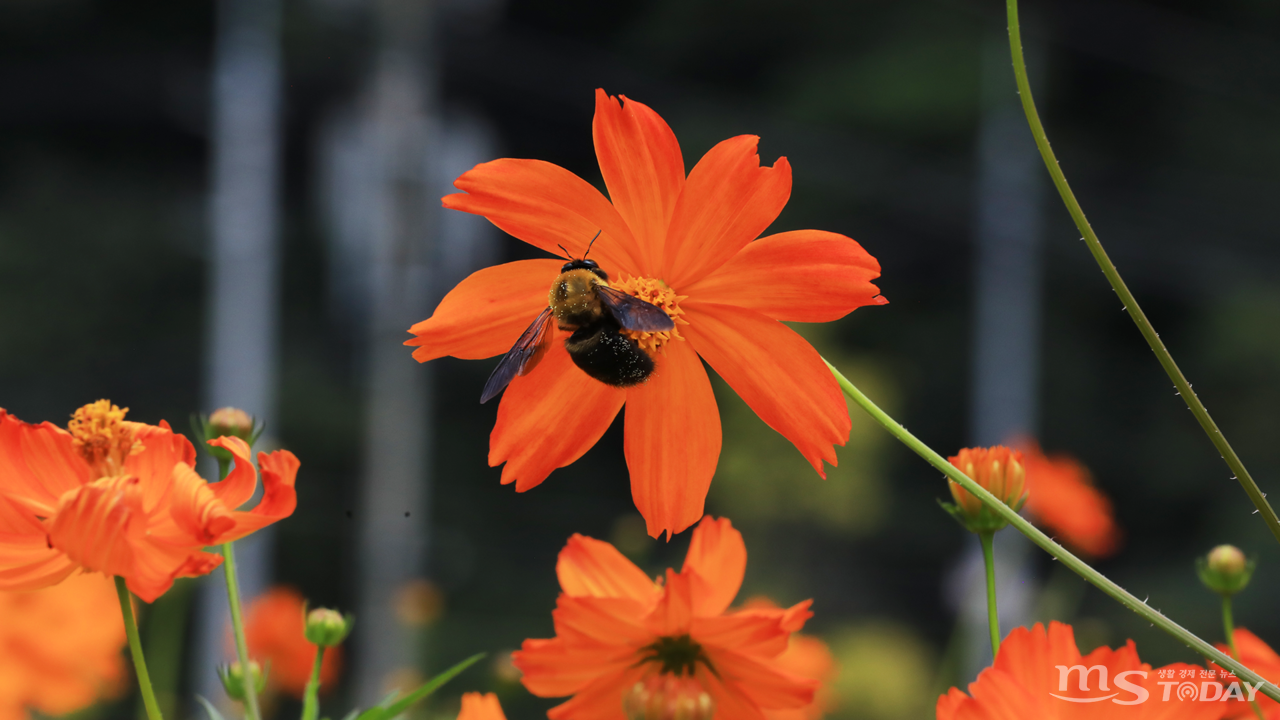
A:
609 276 687 354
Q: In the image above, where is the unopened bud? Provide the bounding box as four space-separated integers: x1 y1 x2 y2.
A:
208 407 256 441
304 608 354 647
1198 544 1254 596
941 446 1028 534
623 675 715 720
218 660 266 701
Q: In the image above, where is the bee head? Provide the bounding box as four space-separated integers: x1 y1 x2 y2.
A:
562 258 608 281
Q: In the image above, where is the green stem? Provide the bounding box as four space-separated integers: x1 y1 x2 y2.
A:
979 531 1001 657
825 360 1280 702
1003 0 1280 545
1222 596 1267 720
223 542 262 720
301 646 325 720
116 577 164 720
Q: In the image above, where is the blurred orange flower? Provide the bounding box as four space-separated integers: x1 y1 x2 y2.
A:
514 516 817 720
457 692 507 720
244 586 342 699
407 89 886 538
1212 629 1280 719
1016 440 1120 558
0 573 126 720
937 622 1220 720
0 401 299 602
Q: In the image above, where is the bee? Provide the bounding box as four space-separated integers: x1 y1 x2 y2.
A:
481 232 676 403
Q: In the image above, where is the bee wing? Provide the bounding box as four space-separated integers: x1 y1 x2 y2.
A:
596 285 676 332
480 307 555 404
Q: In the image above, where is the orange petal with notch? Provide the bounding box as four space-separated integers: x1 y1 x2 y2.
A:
489 345 626 492
444 158 643 276
683 302 848 477
593 89 684 275
557 533 660 603
407 259 563 363
681 516 746 616
624 341 720 539
663 136 791 287
686 230 887 322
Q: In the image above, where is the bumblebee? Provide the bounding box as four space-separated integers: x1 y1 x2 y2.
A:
480 235 675 403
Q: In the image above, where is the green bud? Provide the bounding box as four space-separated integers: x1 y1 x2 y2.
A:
1197 544 1254 596
304 608 354 647
218 660 267 701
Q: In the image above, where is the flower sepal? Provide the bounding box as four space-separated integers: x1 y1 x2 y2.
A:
1198 544 1255 597
939 494 1027 534
218 660 268 702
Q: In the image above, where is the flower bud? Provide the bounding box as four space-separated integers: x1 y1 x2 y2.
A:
304 608 354 647
623 674 715 720
208 407 256 442
218 660 266 701
1198 544 1254 596
940 446 1028 534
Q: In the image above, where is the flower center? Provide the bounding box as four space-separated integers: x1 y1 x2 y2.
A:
608 276 686 354
636 634 711 677
67 400 140 478
623 673 715 720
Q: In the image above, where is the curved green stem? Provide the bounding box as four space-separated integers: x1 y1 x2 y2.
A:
116 577 164 720
979 531 1001 656
825 360 1280 702
222 542 262 720
301 646 325 720
1222 596 1267 720
1004 0 1280 544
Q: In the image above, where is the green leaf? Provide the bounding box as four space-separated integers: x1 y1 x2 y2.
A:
357 653 485 720
195 695 231 720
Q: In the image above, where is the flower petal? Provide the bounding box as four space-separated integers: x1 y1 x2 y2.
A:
680 516 745 616
682 302 849 477
128 421 197 514
458 693 508 720
489 345 626 492
691 612 789 659
593 90 684 275
646 568 694 638
663 136 791 288
552 596 652 647
444 159 643 276
204 436 258 510
685 230 887 322
544 664 644 720
703 645 817 711
406 259 563 363
46 475 146 579
557 533 660 603
516 637 638 699
624 342 720 539
0 411 87 515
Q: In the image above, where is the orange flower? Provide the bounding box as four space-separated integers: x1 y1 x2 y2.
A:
243 586 342 699
0 401 299 602
406 90 886 538
457 693 507 720
944 446 1028 532
0 574 126 720
514 516 817 720
937 622 1221 720
1016 440 1120 558
1213 629 1280 719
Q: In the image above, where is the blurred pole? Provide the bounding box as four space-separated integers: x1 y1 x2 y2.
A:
956 31 1045 678
193 0 283 708
352 0 437 702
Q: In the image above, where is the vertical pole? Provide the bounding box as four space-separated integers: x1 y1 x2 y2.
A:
193 0 283 707
959 30 1044 676
352 0 436 702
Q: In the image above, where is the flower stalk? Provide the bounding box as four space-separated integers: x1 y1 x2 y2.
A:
1221 595 1266 720
979 531 1000 657
222 542 262 720
825 360 1280 702
301 646 325 720
1003 0 1280 545
116 576 164 720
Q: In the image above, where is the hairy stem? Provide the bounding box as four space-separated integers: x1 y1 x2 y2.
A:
980 531 1001 657
116 577 164 720
825 360 1280 701
1004 0 1280 543
223 542 262 720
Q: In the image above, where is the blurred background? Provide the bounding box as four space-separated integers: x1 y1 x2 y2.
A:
3 0 1280 718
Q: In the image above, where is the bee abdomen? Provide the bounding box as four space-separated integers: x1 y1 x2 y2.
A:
564 320 654 387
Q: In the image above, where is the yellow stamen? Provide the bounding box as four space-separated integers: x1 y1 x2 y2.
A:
67 400 140 478
609 276 687 354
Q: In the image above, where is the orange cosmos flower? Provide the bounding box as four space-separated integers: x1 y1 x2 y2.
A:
937 622 1221 720
457 693 507 720
0 401 299 602
1016 440 1120 558
944 446 1028 533
406 89 886 538
243 586 343 699
1213 629 1280 719
0 573 126 720
514 516 817 720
